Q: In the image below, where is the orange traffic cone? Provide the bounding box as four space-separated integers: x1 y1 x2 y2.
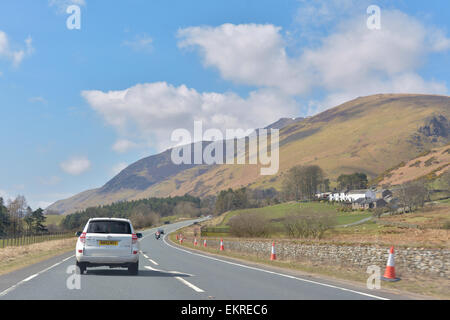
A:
270 242 277 260
203 239 207 247
220 239 224 251
194 238 198 246
176 234 179 240
381 246 400 282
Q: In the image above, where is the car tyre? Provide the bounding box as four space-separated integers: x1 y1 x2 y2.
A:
128 261 139 275
76 261 86 274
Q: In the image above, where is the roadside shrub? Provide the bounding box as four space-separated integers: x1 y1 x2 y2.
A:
443 221 450 230
228 212 270 237
129 211 159 229
282 210 336 239
372 207 384 219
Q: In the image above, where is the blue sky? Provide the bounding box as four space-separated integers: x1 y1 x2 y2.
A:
0 0 449 209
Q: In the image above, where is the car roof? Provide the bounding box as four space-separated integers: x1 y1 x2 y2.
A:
88 217 131 222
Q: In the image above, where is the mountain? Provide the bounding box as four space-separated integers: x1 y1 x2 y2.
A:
48 94 450 214
374 144 450 187
264 117 304 129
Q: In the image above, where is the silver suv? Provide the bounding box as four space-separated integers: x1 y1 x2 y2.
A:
75 218 143 275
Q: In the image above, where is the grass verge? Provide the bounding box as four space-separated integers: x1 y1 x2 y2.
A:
0 238 77 276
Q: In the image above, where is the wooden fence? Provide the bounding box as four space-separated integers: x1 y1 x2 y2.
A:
0 232 74 249
200 226 230 237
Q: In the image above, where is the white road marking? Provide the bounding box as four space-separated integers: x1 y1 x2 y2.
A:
163 234 389 300
148 258 159 265
22 274 38 282
143 254 149 259
0 254 75 298
144 266 194 277
175 277 205 293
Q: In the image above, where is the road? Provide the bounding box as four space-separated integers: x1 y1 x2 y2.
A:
0 218 409 300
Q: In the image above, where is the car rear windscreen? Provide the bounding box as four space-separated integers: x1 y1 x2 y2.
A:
87 220 132 234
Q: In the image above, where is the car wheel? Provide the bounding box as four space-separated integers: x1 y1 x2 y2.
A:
128 261 138 275
76 261 86 274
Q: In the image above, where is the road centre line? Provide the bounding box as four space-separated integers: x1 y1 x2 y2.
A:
175 277 205 293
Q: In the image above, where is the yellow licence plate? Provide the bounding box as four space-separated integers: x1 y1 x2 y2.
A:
98 240 118 246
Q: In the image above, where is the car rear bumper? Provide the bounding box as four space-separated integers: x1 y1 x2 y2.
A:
76 254 139 265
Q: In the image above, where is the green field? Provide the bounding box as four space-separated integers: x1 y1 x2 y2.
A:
216 202 371 229
44 214 65 226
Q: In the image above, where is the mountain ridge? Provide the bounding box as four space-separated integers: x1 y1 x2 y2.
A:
48 93 450 214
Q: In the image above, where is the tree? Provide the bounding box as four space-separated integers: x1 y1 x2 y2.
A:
282 165 325 201
215 188 249 214
31 208 47 233
395 181 428 213
7 195 28 236
23 206 34 233
0 198 10 236
337 173 368 190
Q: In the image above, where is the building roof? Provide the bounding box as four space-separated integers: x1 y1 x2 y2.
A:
348 189 369 194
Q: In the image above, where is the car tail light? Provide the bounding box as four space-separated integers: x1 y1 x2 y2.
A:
133 250 138 255
132 234 138 244
79 232 86 243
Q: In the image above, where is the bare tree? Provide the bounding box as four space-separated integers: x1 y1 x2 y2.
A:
7 195 28 236
282 165 325 201
174 201 201 217
395 181 428 213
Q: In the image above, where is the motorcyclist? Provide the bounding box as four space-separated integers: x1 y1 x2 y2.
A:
155 231 161 240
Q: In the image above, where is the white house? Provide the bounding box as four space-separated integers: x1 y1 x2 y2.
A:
327 189 376 202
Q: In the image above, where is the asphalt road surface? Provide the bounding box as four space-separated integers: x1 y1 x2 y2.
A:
0 218 410 300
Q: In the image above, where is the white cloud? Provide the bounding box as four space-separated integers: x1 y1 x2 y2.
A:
29 96 48 104
82 83 297 151
0 31 34 67
178 24 309 95
36 201 53 210
112 139 138 153
178 9 450 113
112 162 128 175
0 189 13 202
60 156 91 175
122 34 153 53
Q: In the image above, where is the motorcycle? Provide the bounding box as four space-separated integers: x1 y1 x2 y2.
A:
155 231 161 240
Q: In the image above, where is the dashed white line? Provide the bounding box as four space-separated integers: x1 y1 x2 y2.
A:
148 258 159 265
175 277 205 293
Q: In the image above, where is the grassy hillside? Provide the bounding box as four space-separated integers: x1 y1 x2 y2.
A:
48 94 450 214
374 144 449 186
